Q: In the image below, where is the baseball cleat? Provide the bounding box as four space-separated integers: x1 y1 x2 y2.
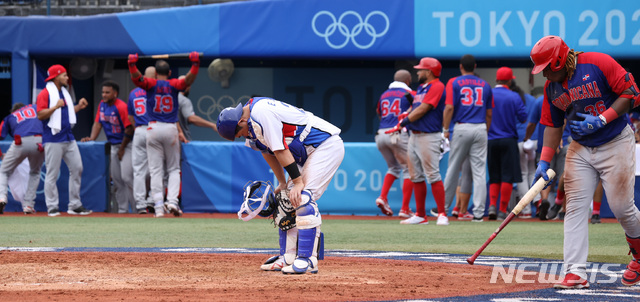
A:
488 205 497 220
622 259 640 286
0 200 6 214
260 255 286 271
23 206 36 214
48 208 61 217
67 206 92 215
154 205 165 218
282 257 318 274
375 197 393 216
497 211 507 221
451 207 459 218
436 213 449 226
430 207 439 217
400 215 428 225
166 203 183 217
398 209 413 218
547 203 562 220
590 214 601 224
458 212 474 220
554 273 589 289
538 199 550 221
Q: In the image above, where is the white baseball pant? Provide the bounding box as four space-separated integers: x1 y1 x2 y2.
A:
44 140 83 211
146 122 181 206
110 143 134 213
132 126 151 210
563 126 640 278
0 135 44 207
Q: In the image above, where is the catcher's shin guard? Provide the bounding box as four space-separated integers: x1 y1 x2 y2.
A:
282 228 297 265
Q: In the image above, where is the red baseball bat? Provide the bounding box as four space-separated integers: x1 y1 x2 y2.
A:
467 169 556 265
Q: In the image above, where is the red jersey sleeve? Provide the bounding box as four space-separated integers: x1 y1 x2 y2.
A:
423 81 445 107
133 77 156 90
94 101 102 123
169 78 187 91
36 89 50 112
445 77 455 105
115 99 132 128
581 53 630 95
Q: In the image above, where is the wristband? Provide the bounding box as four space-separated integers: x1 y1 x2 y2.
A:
600 108 618 125
399 117 410 127
540 146 555 163
128 64 138 75
189 63 199 75
442 128 449 133
284 162 301 179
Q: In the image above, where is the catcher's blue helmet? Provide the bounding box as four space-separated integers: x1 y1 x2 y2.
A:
217 103 243 141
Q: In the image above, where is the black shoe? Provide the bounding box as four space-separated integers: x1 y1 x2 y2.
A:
0 200 6 214
488 205 497 220
48 208 61 217
137 208 148 214
146 205 155 214
591 214 601 224
538 200 550 221
430 207 439 217
472 216 483 222
67 206 92 215
547 203 562 220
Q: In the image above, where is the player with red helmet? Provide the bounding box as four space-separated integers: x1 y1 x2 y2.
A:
531 35 640 289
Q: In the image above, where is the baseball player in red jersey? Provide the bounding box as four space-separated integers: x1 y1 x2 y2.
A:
387 58 447 226
531 35 640 289
81 81 135 213
36 64 92 217
442 55 493 221
375 69 415 218
128 52 200 217
0 103 44 214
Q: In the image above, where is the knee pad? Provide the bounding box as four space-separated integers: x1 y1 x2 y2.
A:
295 196 322 229
297 227 322 259
279 228 298 265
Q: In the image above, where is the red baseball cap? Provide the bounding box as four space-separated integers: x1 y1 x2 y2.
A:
496 67 516 81
45 64 67 82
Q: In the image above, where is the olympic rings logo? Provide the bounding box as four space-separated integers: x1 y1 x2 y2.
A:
311 10 389 49
197 94 252 121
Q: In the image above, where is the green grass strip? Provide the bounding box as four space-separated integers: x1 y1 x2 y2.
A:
0 216 629 264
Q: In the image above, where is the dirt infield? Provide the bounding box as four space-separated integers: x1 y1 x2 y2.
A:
0 251 551 301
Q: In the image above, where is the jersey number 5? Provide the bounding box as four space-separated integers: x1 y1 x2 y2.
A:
153 95 174 113
460 87 484 106
380 98 401 117
133 98 147 116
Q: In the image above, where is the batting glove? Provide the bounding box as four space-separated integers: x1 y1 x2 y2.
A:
397 112 409 122
384 123 403 134
569 112 605 136
533 160 552 189
127 53 138 66
189 51 200 64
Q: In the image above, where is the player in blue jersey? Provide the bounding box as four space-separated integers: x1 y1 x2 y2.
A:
128 67 157 214
374 69 415 218
0 103 44 214
217 97 344 274
128 52 199 217
531 35 640 289
486 67 527 220
82 81 135 213
36 64 91 217
442 55 493 222
387 58 448 226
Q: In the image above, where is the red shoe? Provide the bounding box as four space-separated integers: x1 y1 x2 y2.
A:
622 259 640 286
458 212 474 220
452 207 460 218
398 209 413 218
553 273 589 289
375 197 393 216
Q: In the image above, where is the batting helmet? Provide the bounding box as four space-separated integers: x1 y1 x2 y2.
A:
217 103 243 141
530 35 570 74
414 57 442 77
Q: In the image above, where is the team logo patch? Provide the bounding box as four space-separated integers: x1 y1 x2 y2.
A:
583 74 590 81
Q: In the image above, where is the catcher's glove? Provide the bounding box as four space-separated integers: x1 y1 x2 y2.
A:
274 191 297 231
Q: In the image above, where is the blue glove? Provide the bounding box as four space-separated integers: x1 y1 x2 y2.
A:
569 112 604 136
533 160 551 189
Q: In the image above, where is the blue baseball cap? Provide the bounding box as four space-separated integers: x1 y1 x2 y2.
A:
217 103 243 141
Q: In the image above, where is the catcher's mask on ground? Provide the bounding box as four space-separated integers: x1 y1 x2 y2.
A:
237 180 275 221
